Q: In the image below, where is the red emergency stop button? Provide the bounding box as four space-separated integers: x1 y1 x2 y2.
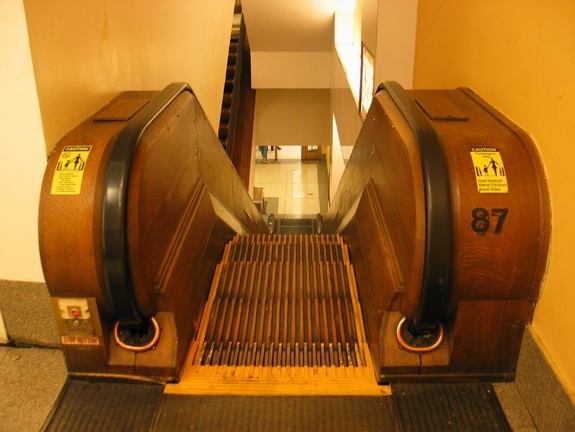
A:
70 309 80 318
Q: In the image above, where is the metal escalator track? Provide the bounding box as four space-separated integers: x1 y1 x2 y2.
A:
169 233 384 396
199 233 363 368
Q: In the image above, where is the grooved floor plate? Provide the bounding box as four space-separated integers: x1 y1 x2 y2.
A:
153 395 399 432
43 378 164 432
392 382 512 431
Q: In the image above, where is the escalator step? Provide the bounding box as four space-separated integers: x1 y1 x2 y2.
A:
218 124 229 138
222 93 232 107
220 108 231 123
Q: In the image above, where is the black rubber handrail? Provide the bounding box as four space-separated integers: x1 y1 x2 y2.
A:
102 82 193 325
377 81 452 333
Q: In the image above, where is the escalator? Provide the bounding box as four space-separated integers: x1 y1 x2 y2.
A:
218 25 239 150
38 81 550 430
170 233 382 398
194 233 363 371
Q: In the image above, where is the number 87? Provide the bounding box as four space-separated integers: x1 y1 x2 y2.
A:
471 207 508 235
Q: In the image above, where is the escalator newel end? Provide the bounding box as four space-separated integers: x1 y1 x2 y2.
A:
396 316 444 353
113 316 161 352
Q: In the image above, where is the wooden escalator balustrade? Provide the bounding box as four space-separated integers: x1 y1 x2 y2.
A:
323 82 551 382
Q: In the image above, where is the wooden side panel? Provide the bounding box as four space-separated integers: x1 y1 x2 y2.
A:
342 183 403 371
326 90 426 320
448 300 533 377
123 91 268 379
369 92 426 319
127 92 199 315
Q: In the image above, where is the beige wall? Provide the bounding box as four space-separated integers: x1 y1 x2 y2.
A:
0 0 235 282
254 89 331 147
329 0 418 201
251 52 331 89
413 0 575 399
330 49 362 200
374 0 418 88
0 0 46 281
24 0 235 151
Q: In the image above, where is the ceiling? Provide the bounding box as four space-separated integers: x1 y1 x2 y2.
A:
241 0 335 52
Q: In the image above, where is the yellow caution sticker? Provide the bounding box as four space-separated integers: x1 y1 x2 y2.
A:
470 147 508 193
50 145 92 195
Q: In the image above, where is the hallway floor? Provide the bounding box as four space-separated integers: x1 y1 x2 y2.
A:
254 159 329 217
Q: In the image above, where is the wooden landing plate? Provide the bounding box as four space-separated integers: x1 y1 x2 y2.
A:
166 343 389 397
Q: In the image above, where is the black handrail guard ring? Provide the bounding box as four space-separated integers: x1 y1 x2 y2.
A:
102 82 193 325
376 81 452 332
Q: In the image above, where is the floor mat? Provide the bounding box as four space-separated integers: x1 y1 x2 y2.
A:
42 377 164 432
43 378 514 431
392 382 512 431
153 395 399 432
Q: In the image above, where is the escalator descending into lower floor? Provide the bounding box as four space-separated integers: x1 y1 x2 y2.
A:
198 233 362 368
38 81 551 398
171 233 382 396
36 80 556 431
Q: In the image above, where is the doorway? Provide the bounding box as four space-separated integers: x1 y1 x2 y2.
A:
301 145 322 161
